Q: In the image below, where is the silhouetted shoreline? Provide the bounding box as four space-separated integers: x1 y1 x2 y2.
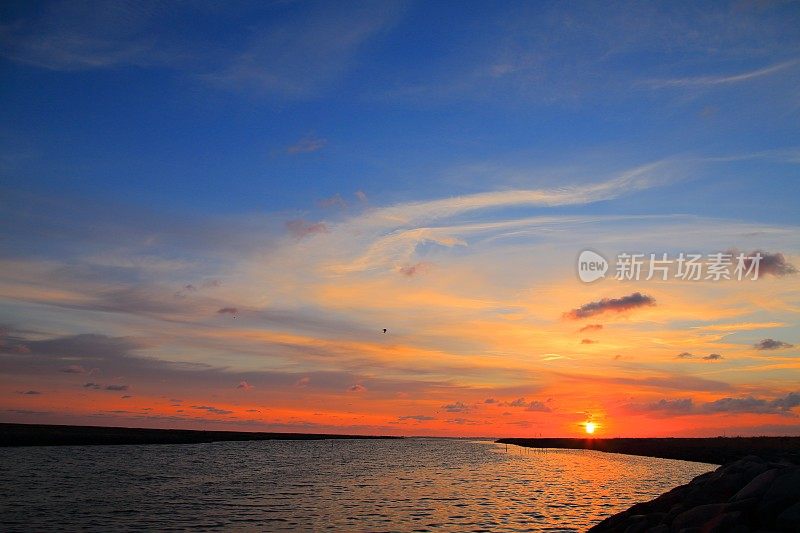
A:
496 436 800 465
0 423 401 447
589 456 800 532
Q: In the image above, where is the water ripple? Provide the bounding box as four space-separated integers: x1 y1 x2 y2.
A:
0 439 714 531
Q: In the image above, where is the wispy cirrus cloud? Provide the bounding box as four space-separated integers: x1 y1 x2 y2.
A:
209 2 403 98
1 1 403 99
287 135 328 155
368 160 681 226
0 0 172 70
381 2 800 111
690 322 786 333
318 159 697 275
644 60 799 89
285 219 329 239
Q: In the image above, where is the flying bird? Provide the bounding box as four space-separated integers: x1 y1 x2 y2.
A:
382 328 387 334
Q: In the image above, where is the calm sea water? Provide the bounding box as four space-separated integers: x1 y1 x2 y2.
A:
0 438 714 532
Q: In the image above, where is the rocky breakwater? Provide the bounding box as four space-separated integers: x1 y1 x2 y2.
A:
589 455 800 532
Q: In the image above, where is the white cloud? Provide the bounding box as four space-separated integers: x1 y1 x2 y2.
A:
644 60 800 89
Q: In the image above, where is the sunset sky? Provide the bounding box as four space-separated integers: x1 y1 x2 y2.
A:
1 1 799 437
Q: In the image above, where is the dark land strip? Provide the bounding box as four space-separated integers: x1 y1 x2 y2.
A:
496 436 800 465
0 423 401 447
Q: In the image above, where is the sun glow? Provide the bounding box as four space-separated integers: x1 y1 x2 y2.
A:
585 422 596 435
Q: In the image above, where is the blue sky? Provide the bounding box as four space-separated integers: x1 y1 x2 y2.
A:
1 1 799 436
2 0 799 219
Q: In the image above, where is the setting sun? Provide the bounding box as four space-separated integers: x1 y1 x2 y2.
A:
585 422 596 435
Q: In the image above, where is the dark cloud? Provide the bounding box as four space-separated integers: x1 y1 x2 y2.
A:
727 250 797 277
83 382 101 389
447 417 478 425
398 415 435 421
631 392 800 417
105 384 129 391
578 324 603 333
16 333 144 360
575 372 733 392
192 405 233 415
399 262 432 277
564 292 655 320
754 338 793 350
674 352 721 362
6 409 51 416
236 380 252 390
770 392 800 411
703 395 799 415
286 219 328 239
443 401 469 413
17 390 41 395
60 365 86 374
581 339 597 344
348 384 367 392
217 307 238 315
635 398 695 414
504 397 550 412
484 398 497 404
526 400 551 412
